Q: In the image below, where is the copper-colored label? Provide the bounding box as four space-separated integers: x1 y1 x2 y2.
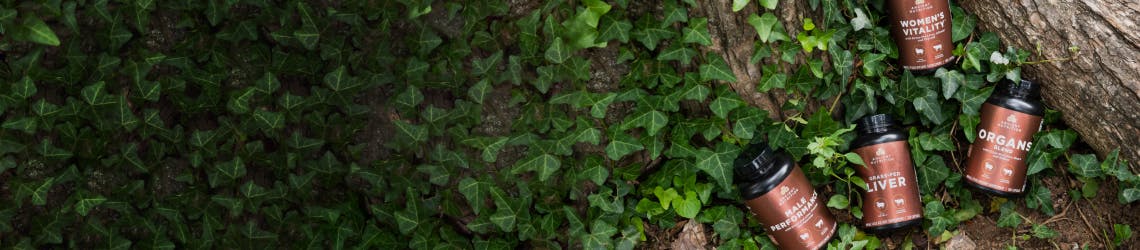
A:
853 141 923 228
744 168 836 250
965 103 1043 193
889 0 954 70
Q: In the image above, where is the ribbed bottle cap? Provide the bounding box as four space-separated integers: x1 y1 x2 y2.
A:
1000 79 1041 99
734 142 776 183
856 114 896 135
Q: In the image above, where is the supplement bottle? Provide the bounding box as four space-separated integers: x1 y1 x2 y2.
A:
735 143 837 250
850 114 923 233
964 79 1045 197
888 0 955 73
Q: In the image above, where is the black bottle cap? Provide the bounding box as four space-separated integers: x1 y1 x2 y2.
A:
999 79 1041 100
734 143 777 183
733 142 793 199
856 114 897 135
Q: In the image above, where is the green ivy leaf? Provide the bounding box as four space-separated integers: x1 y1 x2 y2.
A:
918 133 955 151
489 188 519 232
252 110 284 130
31 177 56 206
512 154 562 182
545 37 572 64
658 44 698 65
621 110 668 136
697 142 742 192
324 65 356 91
75 196 108 216
675 191 701 218
917 155 949 193
459 178 492 215
1026 182 1054 215
682 18 713 46
3 117 37 134
760 0 778 10
700 52 737 82
605 133 644 161
82 81 115 105
934 68 965 99
996 202 1023 228
1069 154 1102 178
227 88 255 114
468 79 492 104
23 17 61 46
732 0 749 11
747 13 779 43
216 157 247 180
1114 224 1133 246
597 16 632 43
709 96 744 119
13 76 37 99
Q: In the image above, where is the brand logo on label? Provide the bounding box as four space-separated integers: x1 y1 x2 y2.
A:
876 148 886 156
1007 114 1017 123
915 0 924 4
780 186 790 196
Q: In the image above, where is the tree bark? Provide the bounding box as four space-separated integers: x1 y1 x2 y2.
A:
693 0 826 120
960 0 1140 167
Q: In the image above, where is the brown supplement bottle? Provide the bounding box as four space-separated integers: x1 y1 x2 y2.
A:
888 0 954 73
964 79 1044 197
735 142 836 250
850 114 923 233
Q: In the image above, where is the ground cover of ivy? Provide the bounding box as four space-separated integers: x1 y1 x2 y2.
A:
0 0 1137 249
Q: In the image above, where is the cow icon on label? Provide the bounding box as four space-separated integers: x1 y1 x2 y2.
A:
800 233 809 240
933 44 943 51
894 198 905 206
985 162 995 171
915 48 925 55
875 201 886 209
1003 168 1014 176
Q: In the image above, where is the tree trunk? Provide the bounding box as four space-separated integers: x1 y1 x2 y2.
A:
693 0 827 120
960 0 1140 168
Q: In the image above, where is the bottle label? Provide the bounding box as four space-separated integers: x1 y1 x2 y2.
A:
853 141 923 228
889 0 954 70
965 103 1043 193
745 168 836 250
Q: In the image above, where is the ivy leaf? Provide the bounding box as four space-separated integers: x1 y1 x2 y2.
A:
918 133 955 151
512 154 562 182
747 13 779 43
227 88 256 114
1114 224 1134 246
31 177 56 206
580 0 612 28
82 81 114 105
621 110 668 136
1068 154 1102 178
489 188 519 232
996 202 1023 228
252 110 284 130
697 142 742 192
658 44 698 65
580 164 610 186
545 37 572 64
700 52 738 82
633 26 675 51
917 155 949 193
709 96 743 119
459 178 493 215
324 65 356 92
732 0 749 12
76 196 108 216
23 17 61 46
830 49 854 84
136 80 162 102
13 76 37 99
395 190 421 234
255 72 280 94
597 16 632 43
294 25 320 50
951 6 976 42
934 68 965 99
468 79 492 104
1032 224 1059 239
760 0 778 10
675 191 701 218
216 157 247 180
393 120 428 143
662 2 688 26
583 220 618 249
1026 183 1054 215
682 18 713 46
605 133 644 161
913 92 946 124
3 117 37 134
